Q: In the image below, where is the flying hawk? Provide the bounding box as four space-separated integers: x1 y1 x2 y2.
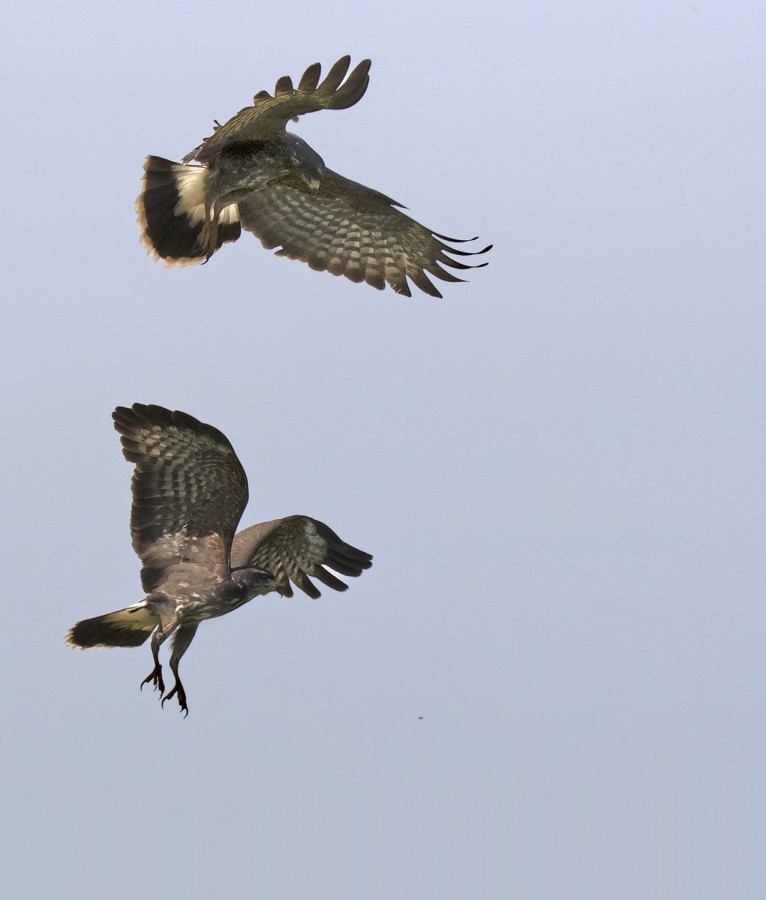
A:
66 404 372 715
136 55 491 297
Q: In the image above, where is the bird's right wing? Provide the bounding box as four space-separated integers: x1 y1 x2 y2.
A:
237 169 491 297
230 516 372 599
184 56 371 164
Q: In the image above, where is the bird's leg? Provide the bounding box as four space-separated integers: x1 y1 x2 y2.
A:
160 624 198 717
200 201 219 260
140 628 165 695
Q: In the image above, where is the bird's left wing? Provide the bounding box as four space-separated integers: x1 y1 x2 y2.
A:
237 170 491 297
184 56 371 164
113 404 250 593
230 516 372 599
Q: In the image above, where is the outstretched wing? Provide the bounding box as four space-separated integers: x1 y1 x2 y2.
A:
230 516 373 599
236 170 491 297
113 404 249 593
184 56 371 164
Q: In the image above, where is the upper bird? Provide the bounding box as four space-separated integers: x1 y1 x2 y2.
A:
66 404 373 716
136 55 491 297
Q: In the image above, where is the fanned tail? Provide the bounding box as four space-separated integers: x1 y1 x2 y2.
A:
136 156 241 265
66 602 158 649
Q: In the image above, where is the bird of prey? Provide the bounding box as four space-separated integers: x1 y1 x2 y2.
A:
66 404 372 715
136 55 491 297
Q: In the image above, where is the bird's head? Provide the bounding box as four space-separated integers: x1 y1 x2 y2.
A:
284 133 326 192
231 564 282 598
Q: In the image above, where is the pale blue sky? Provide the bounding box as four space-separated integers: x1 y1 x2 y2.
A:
1 1 765 898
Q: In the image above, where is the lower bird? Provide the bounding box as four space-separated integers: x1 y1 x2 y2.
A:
66 404 372 715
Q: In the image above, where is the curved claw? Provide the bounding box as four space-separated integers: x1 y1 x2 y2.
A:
161 682 189 717
140 665 164 696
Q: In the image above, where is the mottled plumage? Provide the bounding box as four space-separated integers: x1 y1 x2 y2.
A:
136 56 491 297
67 404 372 715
